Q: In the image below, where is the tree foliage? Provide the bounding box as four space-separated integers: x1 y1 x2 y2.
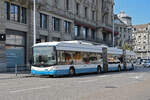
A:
122 42 133 50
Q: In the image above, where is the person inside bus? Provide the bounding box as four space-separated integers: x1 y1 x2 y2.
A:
83 57 89 64
70 60 74 65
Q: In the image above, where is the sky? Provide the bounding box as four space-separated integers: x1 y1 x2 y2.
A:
114 0 150 25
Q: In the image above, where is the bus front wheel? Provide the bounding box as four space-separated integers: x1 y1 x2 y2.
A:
69 67 75 76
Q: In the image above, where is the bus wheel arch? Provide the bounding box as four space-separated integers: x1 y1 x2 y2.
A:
97 65 102 74
69 66 75 76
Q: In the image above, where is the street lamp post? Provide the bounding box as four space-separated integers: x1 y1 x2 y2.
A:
112 1 115 47
112 13 115 47
147 31 149 60
33 0 36 45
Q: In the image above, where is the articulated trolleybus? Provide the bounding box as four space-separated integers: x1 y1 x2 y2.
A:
31 41 135 77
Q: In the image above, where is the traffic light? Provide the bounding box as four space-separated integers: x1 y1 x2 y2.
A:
0 34 6 41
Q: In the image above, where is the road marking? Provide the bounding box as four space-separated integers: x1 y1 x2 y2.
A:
98 75 111 78
78 79 98 83
130 76 141 79
9 86 51 93
77 75 121 83
98 75 123 78
129 75 143 79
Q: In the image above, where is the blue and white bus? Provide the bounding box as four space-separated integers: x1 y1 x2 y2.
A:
31 41 135 77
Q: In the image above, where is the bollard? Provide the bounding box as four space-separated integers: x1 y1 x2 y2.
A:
123 49 127 71
102 47 108 72
15 64 17 76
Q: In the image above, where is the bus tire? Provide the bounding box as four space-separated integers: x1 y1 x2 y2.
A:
118 65 121 72
132 64 134 70
52 75 57 78
97 66 102 74
69 67 75 76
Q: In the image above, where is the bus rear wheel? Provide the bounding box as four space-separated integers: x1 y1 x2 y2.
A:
97 66 102 74
69 67 75 76
132 64 134 70
118 65 121 72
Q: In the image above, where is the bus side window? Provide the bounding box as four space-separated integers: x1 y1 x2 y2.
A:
52 52 55 60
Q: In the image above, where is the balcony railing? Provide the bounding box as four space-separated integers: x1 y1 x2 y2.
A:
7 0 28 5
102 7 109 16
74 15 98 27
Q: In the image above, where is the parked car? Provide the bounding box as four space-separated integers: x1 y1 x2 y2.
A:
136 59 141 65
143 60 150 67
141 60 146 65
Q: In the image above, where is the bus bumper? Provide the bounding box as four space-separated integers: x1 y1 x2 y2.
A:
31 70 57 75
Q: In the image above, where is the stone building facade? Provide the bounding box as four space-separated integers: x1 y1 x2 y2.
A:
133 23 150 59
0 1 7 71
0 0 114 71
114 12 132 48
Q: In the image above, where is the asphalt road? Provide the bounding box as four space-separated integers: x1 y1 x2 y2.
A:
1 66 150 100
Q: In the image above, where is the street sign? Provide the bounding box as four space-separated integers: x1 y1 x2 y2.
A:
0 34 6 41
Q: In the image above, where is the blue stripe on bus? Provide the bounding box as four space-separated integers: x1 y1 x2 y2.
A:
75 68 97 74
55 68 98 75
127 66 133 70
55 70 69 75
31 68 98 75
31 65 133 76
31 70 57 75
108 67 118 71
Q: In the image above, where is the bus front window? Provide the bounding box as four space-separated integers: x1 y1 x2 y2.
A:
33 46 56 67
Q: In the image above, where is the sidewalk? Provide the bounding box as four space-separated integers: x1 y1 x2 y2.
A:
0 73 16 79
0 72 32 80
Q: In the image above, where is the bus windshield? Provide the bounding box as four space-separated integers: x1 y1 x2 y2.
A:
33 46 56 67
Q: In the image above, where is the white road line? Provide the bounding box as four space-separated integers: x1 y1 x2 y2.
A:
77 75 117 83
78 79 98 83
129 75 143 79
9 86 51 93
98 75 111 78
98 75 121 78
